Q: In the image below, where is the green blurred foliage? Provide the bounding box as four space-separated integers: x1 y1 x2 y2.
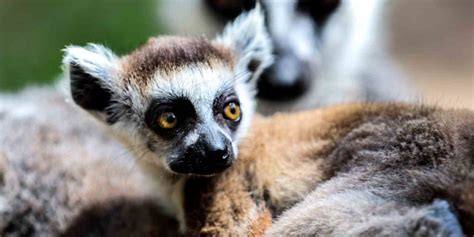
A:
0 0 162 91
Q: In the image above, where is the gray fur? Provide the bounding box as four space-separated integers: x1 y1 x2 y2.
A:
266 107 473 236
0 87 177 236
269 194 463 236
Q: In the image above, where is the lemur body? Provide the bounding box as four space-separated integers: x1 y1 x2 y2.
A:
160 0 412 114
0 86 177 236
63 7 472 235
2 90 472 236
184 104 474 236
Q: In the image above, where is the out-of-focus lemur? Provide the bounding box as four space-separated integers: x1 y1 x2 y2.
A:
0 86 178 236
63 7 472 236
160 0 412 114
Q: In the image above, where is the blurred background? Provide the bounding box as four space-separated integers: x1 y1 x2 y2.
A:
0 0 472 108
389 1 473 109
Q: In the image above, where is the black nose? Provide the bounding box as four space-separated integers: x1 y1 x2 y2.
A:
169 142 234 175
207 145 230 162
257 69 309 101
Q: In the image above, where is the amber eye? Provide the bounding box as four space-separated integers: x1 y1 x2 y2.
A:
223 102 241 121
158 112 177 129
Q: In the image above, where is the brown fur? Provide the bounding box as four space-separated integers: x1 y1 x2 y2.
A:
122 36 234 84
183 103 474 235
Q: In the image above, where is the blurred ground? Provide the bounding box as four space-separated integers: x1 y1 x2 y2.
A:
388 0 473 109
0 0 472 109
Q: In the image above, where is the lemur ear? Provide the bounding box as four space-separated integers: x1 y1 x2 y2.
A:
63 44 120 122
215 4 273 83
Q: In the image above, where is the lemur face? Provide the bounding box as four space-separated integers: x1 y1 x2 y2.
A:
64 7 272 175
205 0 340 100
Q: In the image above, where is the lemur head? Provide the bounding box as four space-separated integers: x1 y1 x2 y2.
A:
161 0 342 101
63 7 272 176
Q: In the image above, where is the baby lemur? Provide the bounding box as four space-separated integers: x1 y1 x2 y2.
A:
64 6 473 235
63 6 272 231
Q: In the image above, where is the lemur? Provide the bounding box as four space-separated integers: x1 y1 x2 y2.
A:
62 6 272 233
160 0 412 114
63 6 473 236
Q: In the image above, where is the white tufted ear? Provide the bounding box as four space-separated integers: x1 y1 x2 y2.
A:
63 44 119 82
215 4 273 83
62 44 121 122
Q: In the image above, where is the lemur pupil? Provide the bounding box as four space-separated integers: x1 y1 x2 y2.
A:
229 103 236 114
166 114 175 123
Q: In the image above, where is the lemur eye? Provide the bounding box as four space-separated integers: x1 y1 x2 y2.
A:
158 112 177 129
223 102 241 121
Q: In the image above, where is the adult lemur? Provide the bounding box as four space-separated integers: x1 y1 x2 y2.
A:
63 7 471 236
160 0 412 114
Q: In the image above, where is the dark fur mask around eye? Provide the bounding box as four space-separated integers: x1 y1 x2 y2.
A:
297 0 341 26
213 91 241 132
205 0 257 20
145 97 197 140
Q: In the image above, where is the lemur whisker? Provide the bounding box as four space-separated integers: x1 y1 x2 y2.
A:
124 148 149 181
100 144 147 183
